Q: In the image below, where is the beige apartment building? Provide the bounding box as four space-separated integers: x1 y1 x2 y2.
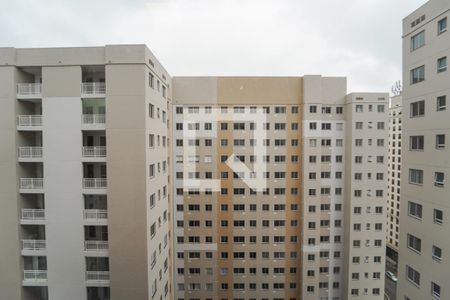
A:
171 76 388 300
0 45 388 300
397 0 450 299
386 95 402 271
0 45 171 300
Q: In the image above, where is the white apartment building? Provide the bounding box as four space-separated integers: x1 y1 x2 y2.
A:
386 95 402 270
398 0 450 299
171 76 388 300
0 45 171 300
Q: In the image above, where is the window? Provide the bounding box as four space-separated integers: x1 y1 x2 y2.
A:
411 100 425 117
309 105 317 113
149 103 154 118
406 265 420 286
411 31 425 51
408 201 422 219
432 245 442 261
336 106 343 114
438 17 447 34
409 169 423 185
437 57 447 73
407 234 421 253
411 65 425 84
356 105 363 112
435 172 444 187
410 135 424 150
434 209 443 224
149 72 154 88
432 282 441 299
437 96 446 111
436 134 446 149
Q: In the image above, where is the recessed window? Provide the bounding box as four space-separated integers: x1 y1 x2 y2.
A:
438 17 447 35
411 30 425 51
434 209 443 225
432 282 441 299
410 135 424 150
407 234 422 253
410 65 425 84
408 201 423 219
410 100 425 117
437 96 446 111
409 169 423 185
437 57 447 73
434 172 444 187
436 134 445 149
406 265 420 286
432 245 442 262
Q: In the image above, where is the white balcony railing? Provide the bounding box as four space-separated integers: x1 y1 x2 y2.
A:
82 146 106 158
85 241 109 252
84 209 108 220
17 115 42 127
20 178 44 190
81 82 106 95
83 178 107 189
21 209 45 221
18 147 43 159
86 271 110 282
17 83 42 96
23 270 47 281
22 239 46 251
82 114 105 125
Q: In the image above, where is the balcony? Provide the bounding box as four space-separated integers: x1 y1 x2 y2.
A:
82 114 106 130
17 83 42 99
86 271 110 286
20 178 44 194
22 239 46 256
81 83 106 97
18 147 43 162
83 178 107 194
84 209 108 226
23 270 47 286
82 146 106 162
84 241 109 256
17 115 42 131
21 209 45 225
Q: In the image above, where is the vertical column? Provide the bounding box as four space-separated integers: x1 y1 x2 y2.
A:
106 64 149 299
0 65 22 299
42 66 85 300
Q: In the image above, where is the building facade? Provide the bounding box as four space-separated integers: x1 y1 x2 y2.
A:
0 45 172 300
171 76 388 300
0 45 389 300
386 95 402 271
398 0 450 299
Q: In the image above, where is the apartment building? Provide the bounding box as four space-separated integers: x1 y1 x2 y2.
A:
171 76 388 300
0 45 171 300
386 95 402 271
397 0 450 299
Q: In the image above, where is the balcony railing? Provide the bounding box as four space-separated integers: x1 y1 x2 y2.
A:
84 209 108 220
86 271 110 282
18 147 43 159
20 178 44 190
82 114 105 125
23 270 47 281
21 209 45 221
83 178 107 189
17 83 42 96
17 115 42 127
81 82 106 95
22 239 46 251
85 241 109 252
82 146 106 158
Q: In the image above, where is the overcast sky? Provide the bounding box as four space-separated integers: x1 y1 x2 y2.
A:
0 0 426 93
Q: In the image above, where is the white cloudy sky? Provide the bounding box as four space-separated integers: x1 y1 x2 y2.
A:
0 0 426 92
